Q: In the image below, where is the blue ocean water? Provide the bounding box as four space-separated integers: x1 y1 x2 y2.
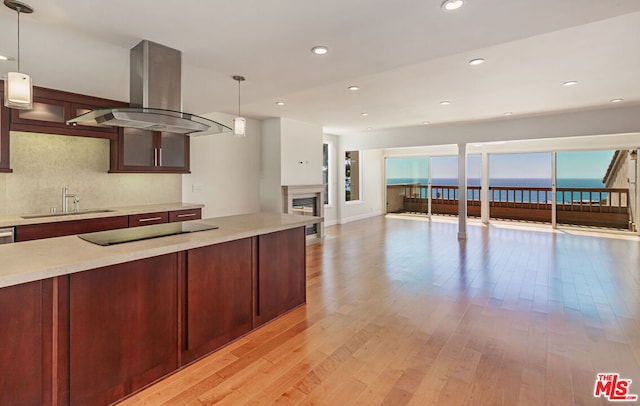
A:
387 178 607 203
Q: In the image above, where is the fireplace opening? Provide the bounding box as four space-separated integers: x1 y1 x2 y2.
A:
282 185 324 240
292 197 318 235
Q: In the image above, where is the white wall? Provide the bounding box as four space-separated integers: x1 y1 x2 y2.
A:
182 112 262 219
259 117 323 213
323 134 339 226
0 132 181 216
280 118 323 185
260 118 283 212
339 149 384 224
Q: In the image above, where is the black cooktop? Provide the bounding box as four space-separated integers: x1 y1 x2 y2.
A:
78 222 219 246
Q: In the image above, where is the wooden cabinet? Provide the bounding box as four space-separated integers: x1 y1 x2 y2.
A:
110 128 190 173
128 211 169 227
14 215 129 242
182 238 253 364
14 208 201 241
0 82 190 173
0 221 306 404
0 279 53 406
0 86 10 173
169 208 202 222
9 86 126 140
66 254 179 405
255 227 306 327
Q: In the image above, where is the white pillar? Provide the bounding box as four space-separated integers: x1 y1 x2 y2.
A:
383 157 388 214
552 151 557 229
428 157 432 218
458 144 467 239
635 149 640 235
481 151 489 224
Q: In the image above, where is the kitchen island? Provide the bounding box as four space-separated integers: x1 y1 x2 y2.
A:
0 212 318 406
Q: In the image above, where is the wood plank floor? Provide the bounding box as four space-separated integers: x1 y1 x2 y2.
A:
120 215 640 405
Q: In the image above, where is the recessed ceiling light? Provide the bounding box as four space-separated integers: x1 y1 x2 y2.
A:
422 121 430 125
469 58 485 66
348 86 360 91
504 112 513 116
367 127 372 131
311 46 329 55
361 112 369 116
0 54 8 61
441 0 464 11
563 81 578 86
276 101 285 106
440 101 451 105
610 98 623 103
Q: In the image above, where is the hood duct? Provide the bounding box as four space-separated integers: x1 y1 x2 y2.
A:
67 40 231 136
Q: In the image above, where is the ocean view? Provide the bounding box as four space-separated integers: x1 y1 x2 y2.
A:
387 178 608 203
387 177 604 187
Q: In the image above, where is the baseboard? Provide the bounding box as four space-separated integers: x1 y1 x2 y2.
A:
324 219 338 227
339 211 383 225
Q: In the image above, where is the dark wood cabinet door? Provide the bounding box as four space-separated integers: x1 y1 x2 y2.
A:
255 227 306 327
128 211 169 227
169 208 202 223
15 215 129 241
182 238 253 364
68 254 179 406
110 129 190 174
0 279 52 406
8 86 124 140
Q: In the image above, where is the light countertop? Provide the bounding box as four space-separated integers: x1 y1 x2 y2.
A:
0 202 204 228
0 212 319 289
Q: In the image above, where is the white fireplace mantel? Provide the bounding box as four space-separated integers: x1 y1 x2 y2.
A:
282 185 324 239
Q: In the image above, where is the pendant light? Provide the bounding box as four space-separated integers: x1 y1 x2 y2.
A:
232 75 246 137
3 0 34 110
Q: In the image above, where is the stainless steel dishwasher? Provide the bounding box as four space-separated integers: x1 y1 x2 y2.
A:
0 227 15 244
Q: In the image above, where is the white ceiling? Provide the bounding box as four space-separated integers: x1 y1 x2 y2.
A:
1 0 639 135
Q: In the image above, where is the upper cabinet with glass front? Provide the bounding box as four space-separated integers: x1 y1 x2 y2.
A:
0 82 190 173
109 128 189 173
8 85 127 139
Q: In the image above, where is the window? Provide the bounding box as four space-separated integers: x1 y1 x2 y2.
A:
322 143 330 205
345 151 361 201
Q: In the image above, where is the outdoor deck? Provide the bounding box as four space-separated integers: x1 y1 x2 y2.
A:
387 184 631 229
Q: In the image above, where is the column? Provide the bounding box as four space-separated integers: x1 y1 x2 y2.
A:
428 157 432 218
635 149 640 236
458 144 467 239
551 152 557 228
481 151 489 224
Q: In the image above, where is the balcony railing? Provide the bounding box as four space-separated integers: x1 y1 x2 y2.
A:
387 184 631 229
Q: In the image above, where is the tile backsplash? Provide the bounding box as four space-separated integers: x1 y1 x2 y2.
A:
0 132 182 216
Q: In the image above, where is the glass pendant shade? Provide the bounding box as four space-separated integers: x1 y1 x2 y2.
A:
234 116 246 137
4 71 33 109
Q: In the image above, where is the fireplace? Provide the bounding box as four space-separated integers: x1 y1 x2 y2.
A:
282 185 324 239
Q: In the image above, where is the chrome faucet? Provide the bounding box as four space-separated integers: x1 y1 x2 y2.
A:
62 187 80 213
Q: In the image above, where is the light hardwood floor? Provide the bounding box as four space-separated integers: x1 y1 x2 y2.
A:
121 215 640 405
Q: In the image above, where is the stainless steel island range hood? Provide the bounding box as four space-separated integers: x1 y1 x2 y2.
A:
67 40 231 136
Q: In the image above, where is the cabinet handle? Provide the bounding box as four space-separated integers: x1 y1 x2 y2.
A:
139 217 162 222
159 148 163 166
177 213 196 218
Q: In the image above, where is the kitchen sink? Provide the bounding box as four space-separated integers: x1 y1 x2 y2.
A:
21 209 114 219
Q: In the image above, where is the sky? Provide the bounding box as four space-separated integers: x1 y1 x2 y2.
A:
386 150 615 179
